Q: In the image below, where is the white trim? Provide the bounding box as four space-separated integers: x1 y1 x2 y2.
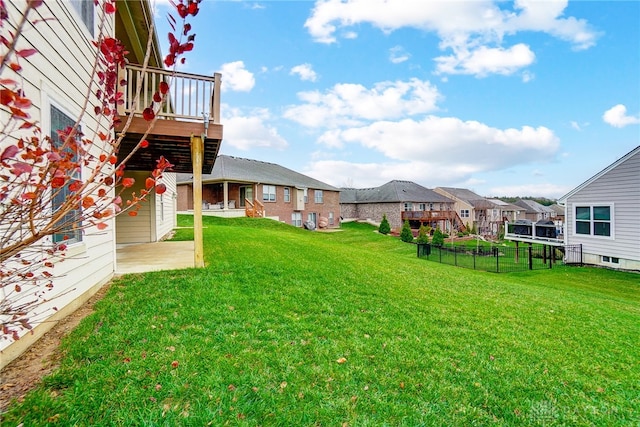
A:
571 202 615 240
41 85 88 251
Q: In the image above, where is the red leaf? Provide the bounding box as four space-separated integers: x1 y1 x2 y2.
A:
153 91 162 103
82 196 95 209
140 139 149 148
1 145 19 162
13 96 32 109
122 177 135 188
15 284 22 292
109 155 117 165
10 106 29 119
104 2 116 14
9 63 22 72
16 48 38 58
19 121 35 129
98 188 107 197
155 183 167 195
183 23 191 36
0 88 15 106
164 54 175 67
68 181 82 192
142 107 155 121
145 177 155 189
177 3 188 18
51 176 65 188
188 1 199 16
159 81 169 95
128 211 138 217
96 222 108 230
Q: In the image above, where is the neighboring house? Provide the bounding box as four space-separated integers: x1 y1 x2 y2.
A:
434 187 507 237
176 156 341 229
341 181 458 232
1 1 222 367
514 199 556 222
488 199 524 223
558 145 640 271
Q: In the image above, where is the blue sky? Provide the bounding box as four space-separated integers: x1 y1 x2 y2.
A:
154 0 639 198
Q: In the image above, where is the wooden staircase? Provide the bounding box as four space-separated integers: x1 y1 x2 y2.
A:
245 198 264 218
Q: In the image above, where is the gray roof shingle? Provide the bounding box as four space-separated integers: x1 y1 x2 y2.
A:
341 180 453 204
176 155 339 191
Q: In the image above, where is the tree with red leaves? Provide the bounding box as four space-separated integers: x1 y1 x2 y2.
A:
0 0 201 341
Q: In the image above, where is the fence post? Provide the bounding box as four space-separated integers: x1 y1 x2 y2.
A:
495 247 499 273
528 244 533 270
454 246 458 266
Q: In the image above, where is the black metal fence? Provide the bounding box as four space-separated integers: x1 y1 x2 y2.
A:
417 243 583 273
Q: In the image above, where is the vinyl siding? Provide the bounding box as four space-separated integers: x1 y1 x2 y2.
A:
0 1 115 358
566 150 640 264
116 171 154 244
154 172 177 240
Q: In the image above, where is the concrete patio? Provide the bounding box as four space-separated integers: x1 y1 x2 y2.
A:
116 241 195 274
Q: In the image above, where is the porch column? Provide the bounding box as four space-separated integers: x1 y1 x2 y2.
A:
223 181 229 210
191 134 205 268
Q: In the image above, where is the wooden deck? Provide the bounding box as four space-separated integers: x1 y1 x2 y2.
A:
115 65 223 173
401 210 467 232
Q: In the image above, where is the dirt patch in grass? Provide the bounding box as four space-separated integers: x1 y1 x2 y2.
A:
0 282 111 413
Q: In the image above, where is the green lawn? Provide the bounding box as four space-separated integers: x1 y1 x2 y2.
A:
3 216 639 426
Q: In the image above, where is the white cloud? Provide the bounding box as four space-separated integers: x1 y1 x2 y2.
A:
302 116 560 189
221 105 288 150
435 43 535 77
283 78 442 128
602 104 640 128
305 0 598 77
389 45 410 64
218 61 255 92
290 63 318 82
487 183 571 199
316 115 559 172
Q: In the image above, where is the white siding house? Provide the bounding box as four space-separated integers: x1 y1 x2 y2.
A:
0 0 117 366
1 1 222 368
558 146 640 271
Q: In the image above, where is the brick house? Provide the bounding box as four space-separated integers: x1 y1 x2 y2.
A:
177 156 341 228
341 180 460 232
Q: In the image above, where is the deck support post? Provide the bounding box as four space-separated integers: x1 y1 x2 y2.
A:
191 134 205 268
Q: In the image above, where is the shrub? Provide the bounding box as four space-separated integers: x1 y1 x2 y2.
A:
400 220 414 243
416 224 430 244
432 227 445 246
378 214 391 235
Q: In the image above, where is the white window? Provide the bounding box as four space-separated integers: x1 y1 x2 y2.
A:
284 187 290 203
262 185 276 202
303 188 308 203
291 212 302 227
51 105 83 244
70 0 94 36
419 203 426 211
403 203 413 211
575 205 612 237
329 212 334 225
315 190 323 203
460 209 470 218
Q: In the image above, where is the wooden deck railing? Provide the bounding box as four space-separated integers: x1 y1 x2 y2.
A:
122 64 221 124
245 198 264 218
401 210 467 232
